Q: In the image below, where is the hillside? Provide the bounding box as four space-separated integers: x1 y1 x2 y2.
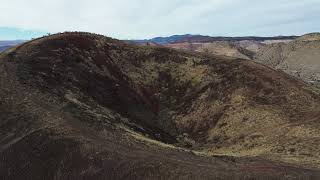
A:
297 33 320 41
148 33 320 86
165 41 255 60
1 32 320 179
254 34 320 85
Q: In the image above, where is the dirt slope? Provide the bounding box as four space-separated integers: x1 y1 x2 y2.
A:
165 41 254 60
1 32 320 179
254 34 320 85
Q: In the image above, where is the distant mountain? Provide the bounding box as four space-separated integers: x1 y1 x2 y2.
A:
0 45 12 52
131 34 299 45
132 34 193 45
0 40 25 52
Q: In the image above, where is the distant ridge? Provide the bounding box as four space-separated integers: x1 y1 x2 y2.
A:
0 40 26 52
130 34 299 45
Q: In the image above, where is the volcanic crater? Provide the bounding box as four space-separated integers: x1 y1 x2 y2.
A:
1 32 320 179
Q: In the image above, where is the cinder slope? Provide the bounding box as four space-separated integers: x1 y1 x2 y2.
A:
1 32 320 179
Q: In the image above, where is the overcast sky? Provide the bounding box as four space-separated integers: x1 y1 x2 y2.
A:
0 0 319 40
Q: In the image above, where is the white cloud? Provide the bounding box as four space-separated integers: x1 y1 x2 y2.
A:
0 0 319 39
